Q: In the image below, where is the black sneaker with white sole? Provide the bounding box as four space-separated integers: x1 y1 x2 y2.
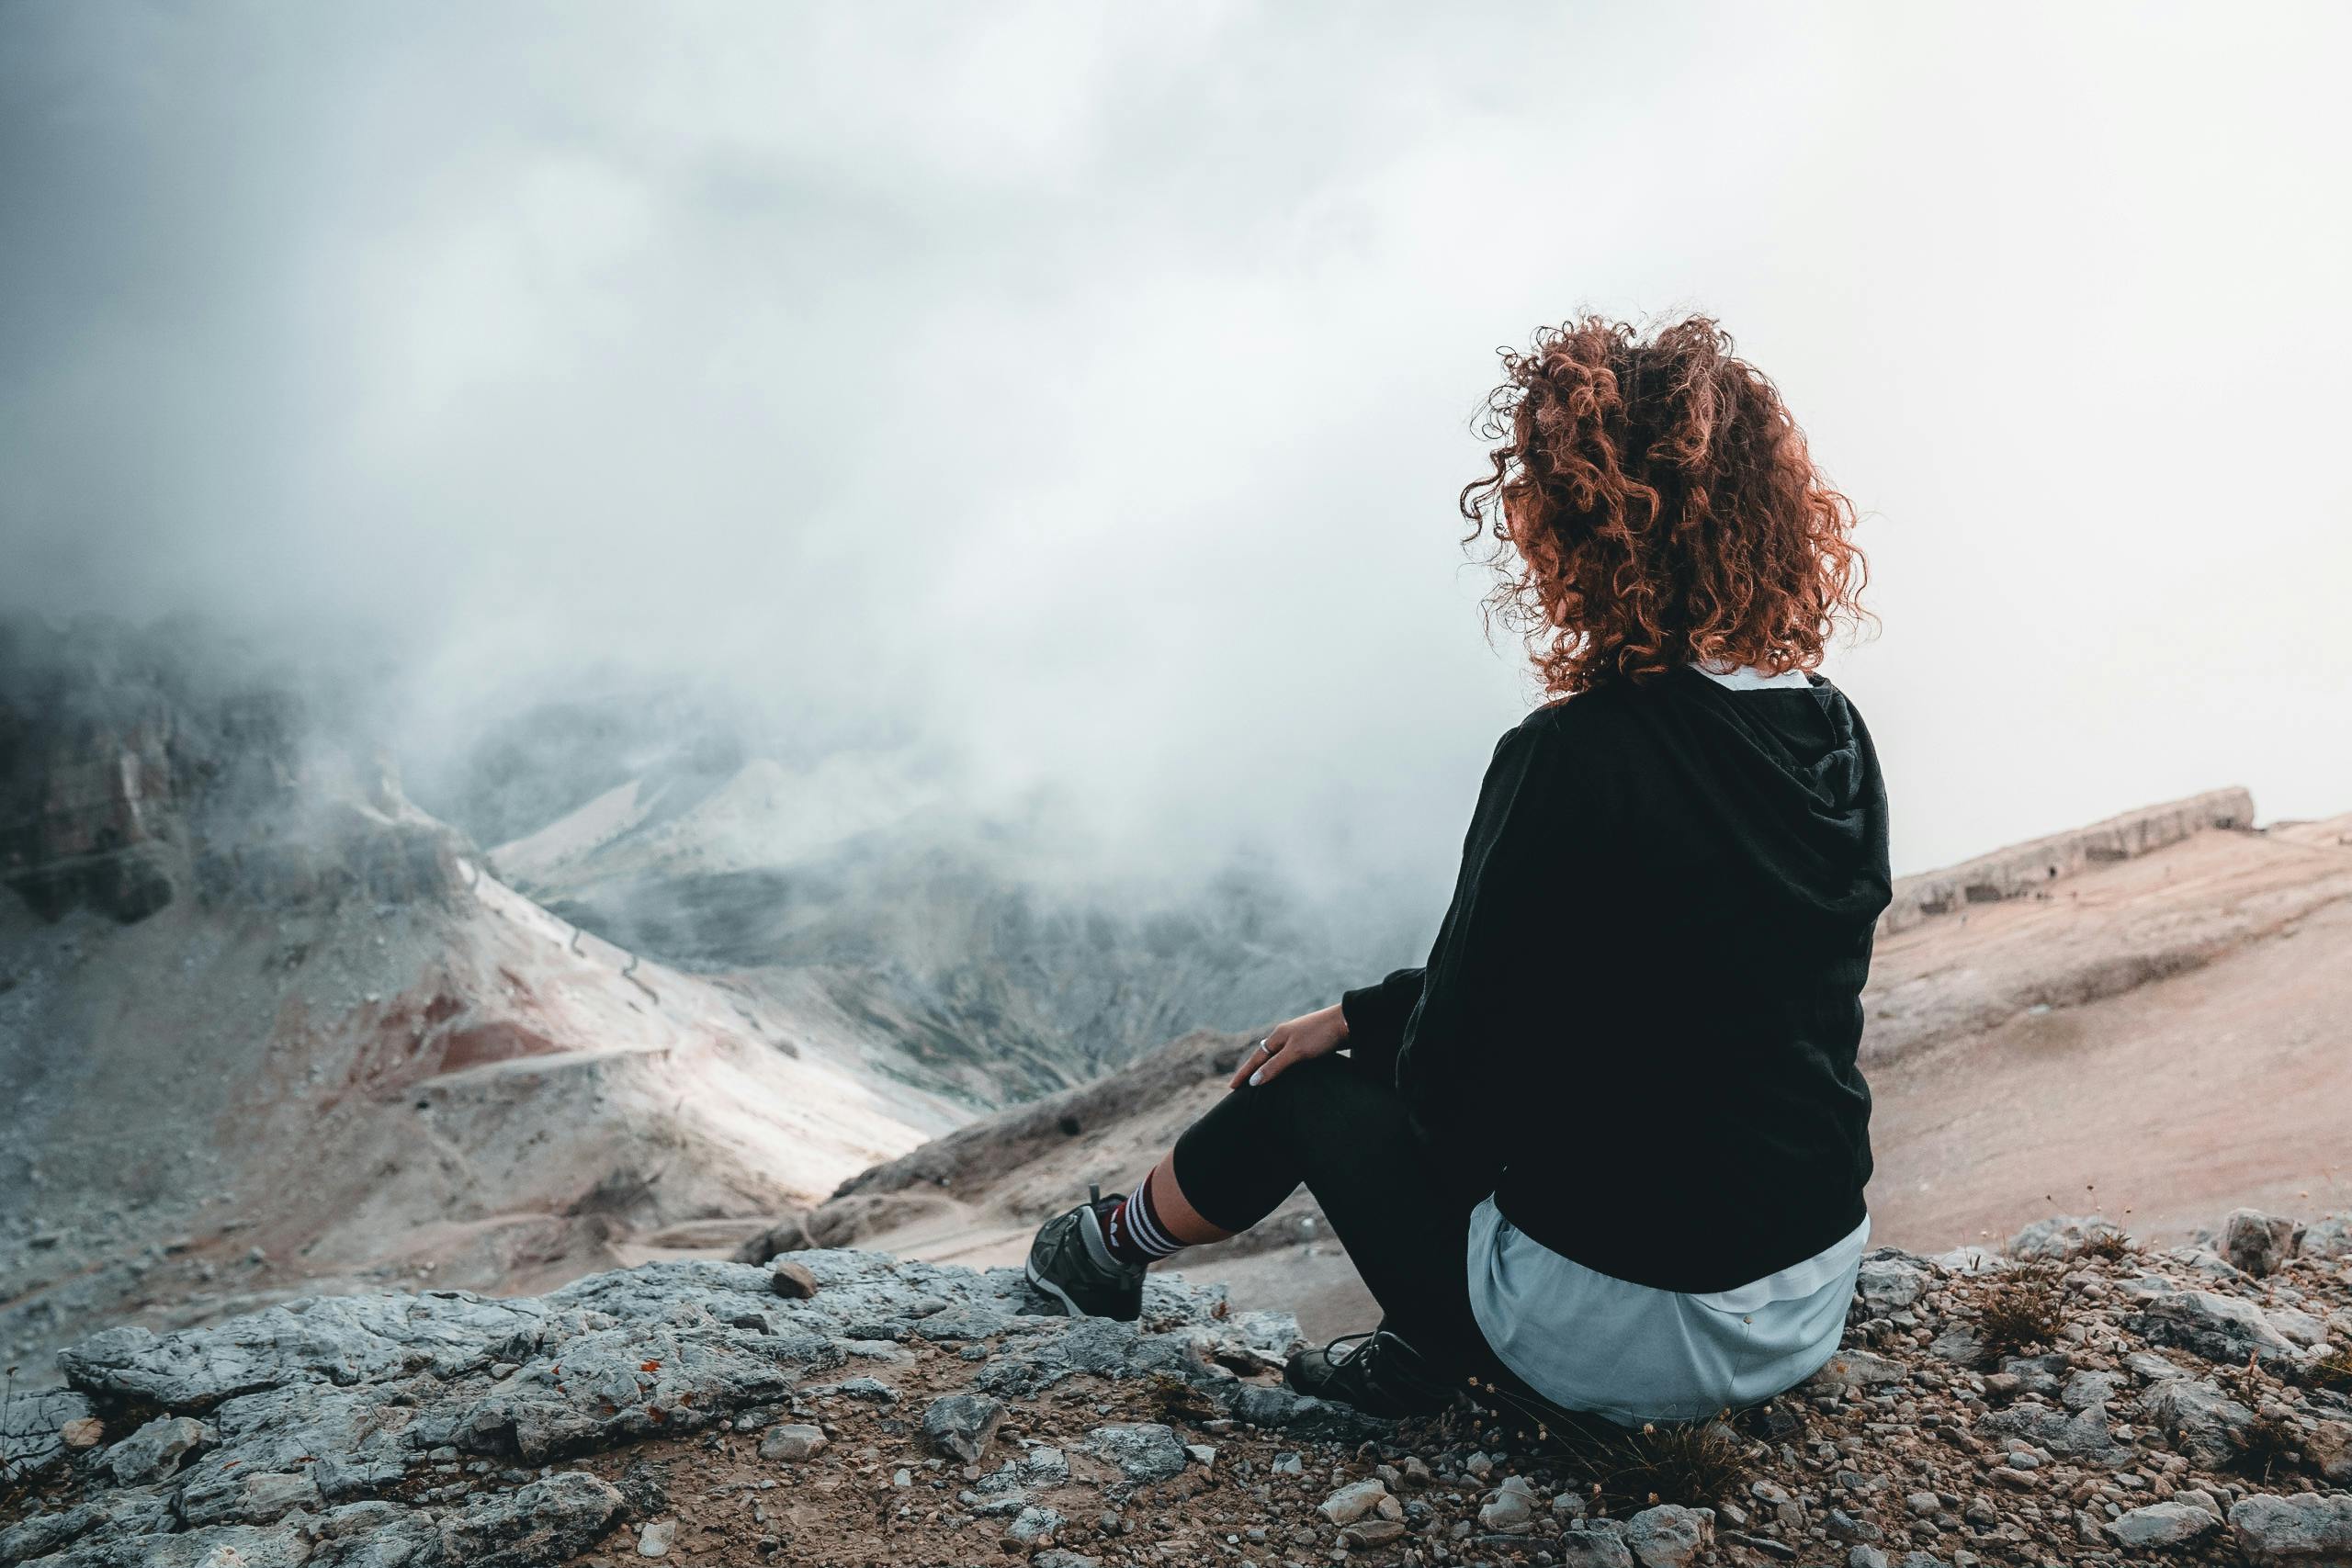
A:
1283 1328 1459 1418
1025 1185 1146 1322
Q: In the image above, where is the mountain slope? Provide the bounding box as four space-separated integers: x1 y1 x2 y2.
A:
778 792 2352 1337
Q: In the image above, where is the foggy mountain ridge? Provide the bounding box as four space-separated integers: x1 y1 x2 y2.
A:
483 733 1409 1101
1 613 1417 1105
0 610 1411 1379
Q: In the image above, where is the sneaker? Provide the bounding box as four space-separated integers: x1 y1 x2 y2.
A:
1283 1329 1458 1418
1025 1184 1146 1322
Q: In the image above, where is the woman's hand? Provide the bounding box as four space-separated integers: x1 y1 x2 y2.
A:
1228 1002 1350 1090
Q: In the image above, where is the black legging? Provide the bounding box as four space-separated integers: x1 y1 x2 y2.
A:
1170 1050 1508 1381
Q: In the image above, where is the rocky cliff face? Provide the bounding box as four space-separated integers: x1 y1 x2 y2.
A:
0 621 468 927
1876 789 2256 938
3 1212 2349 1567
0 625 967 1381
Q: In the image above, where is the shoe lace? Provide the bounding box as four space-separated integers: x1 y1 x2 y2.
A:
1319 1330 1381 1371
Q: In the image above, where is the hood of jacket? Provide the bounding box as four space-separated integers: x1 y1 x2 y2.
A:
1627 667 1893 926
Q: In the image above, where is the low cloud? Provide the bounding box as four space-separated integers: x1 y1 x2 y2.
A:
4 3 2347 905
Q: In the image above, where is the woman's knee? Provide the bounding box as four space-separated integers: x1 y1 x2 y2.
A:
1250 1048 1355 1105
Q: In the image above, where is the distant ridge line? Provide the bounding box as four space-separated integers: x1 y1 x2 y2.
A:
1880 786 2256 937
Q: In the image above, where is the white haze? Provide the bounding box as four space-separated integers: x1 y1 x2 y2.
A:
3 3 2348 908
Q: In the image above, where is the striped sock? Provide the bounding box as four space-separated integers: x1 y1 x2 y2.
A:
1101 1177 1185 1265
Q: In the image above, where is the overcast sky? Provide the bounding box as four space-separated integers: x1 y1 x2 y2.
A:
4 2 2347 897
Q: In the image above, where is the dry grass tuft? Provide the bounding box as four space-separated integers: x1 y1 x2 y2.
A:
1452 1382 1756 1511
1973 1264 2069 1357
1566 1416 1754 1511
2073 1228 2135 1263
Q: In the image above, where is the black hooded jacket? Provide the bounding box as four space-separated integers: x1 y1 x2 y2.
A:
1340 669 1891 1294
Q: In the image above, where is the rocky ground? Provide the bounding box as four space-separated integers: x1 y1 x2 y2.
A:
5 1208 2351 1568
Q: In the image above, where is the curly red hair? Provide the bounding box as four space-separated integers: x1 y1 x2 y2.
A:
1462 315 1869 695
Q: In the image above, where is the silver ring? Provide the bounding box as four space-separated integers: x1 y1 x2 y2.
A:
1252 1038 1272 1056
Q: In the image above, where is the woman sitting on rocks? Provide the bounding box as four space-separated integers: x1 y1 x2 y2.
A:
1028 315 1891 1428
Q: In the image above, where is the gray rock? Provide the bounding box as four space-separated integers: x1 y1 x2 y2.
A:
1624 1504 1712 1567
0 1388 99 1482
2138 1378 2256 1469
0 1488 175 1562
1032 1552 1100 1568
2267 1305 2330 1348
1321 1477 1393 1526
921 1393 1005 1463
1846 1550 1889 1568
2129 1285 2300 1365
1826 1506 1882 1542
426 1318 838 1463
1217 1380 1390 1440
635 1517 676 1557
976 1443 1069 1495
1980 1398 2120 1460
15 1251 1419 1566
181 1466 321 1527
1929 1244 2004 1273
2230 1490 2352 1563
756 1422 827 1461
1804 1348 1906 1392
26 1524 315 1566
1855 1251 1932 1313
2124 1348 2190 1382
2308 1418 2352 1485
174 1380 418 1517
1478 1487 1532 1532
2221 1209 2303 1277
102 1414 214 1483
1087 1421 1188 1483
58 1290 562 1409
1554 1532 1637 1568
435 1472 628 1567
299 1497 434 1568
2156 1244 2250 1282
1176 1307 1306 1370
2007 1214 2129 1260
2108 1501 2220 1550
1006 1504 1065 1544
911 1302 1013 1342
1997 1352 2068 1397
2302 1213 2352 1259
2059 1369 2121 1411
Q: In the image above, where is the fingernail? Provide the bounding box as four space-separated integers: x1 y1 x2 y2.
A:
1248 1070 1264 1086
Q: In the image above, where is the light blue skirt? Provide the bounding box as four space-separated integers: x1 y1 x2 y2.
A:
1466 1197 1869 1427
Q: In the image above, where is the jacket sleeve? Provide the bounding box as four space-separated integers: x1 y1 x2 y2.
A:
1339 966 1424 1083
1392 716 1578 1171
